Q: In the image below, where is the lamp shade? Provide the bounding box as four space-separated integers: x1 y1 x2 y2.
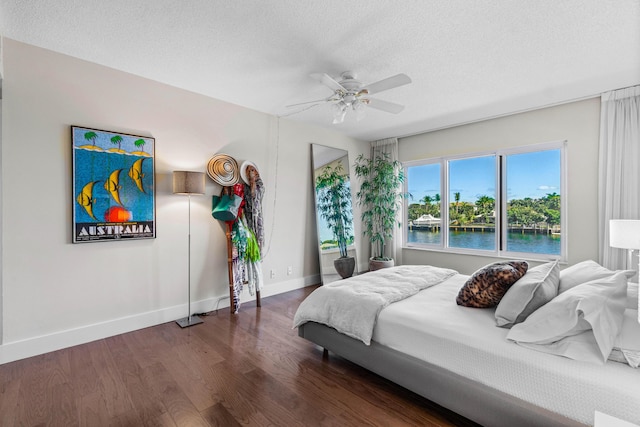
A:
173 171 205 195
609 219 640 249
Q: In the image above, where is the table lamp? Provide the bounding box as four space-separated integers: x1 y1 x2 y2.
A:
609 219 640 323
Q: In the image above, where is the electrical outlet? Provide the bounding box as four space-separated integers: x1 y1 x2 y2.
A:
287 266 293 275
270 269 276 279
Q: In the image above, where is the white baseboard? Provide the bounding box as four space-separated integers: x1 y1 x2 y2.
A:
209 273 320 309
0 274 319 365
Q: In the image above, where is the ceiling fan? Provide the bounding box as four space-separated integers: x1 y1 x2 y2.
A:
287 71 412 124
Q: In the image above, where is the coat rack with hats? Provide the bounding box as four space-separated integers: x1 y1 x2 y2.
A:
208 153 265 314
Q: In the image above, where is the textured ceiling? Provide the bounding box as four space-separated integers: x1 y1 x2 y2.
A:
1 0 639 141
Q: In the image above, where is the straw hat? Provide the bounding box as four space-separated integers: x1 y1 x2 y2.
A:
240 160 260 184
207 153 239 186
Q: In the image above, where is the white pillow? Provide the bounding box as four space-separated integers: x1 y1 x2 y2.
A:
495 261 559 328
608 309 640 368
507 272 627 364
558 260 635 294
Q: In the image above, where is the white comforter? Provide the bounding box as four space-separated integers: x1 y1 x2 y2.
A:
373 274 640 426
292 265 457 344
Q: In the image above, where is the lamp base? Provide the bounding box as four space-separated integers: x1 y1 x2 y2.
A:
176 315 204 328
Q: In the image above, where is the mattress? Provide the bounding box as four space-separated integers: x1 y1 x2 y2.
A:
371 274 640 426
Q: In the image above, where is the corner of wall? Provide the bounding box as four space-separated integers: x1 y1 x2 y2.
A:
0 96 3 346
0 43 3 343
0 34 4 89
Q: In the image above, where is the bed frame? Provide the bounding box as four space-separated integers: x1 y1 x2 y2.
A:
298 321 585 427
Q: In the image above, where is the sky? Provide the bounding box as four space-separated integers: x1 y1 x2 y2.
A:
406 149 561 204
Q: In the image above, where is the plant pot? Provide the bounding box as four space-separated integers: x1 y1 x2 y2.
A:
369 257 394 271
334 257 356 279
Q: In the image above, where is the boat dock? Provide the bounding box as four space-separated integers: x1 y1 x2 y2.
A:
408 223 560 235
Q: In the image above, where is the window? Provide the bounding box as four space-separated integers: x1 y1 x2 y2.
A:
404 142 566 260
448 155 496 251
504 149 562 256
407 162 442 245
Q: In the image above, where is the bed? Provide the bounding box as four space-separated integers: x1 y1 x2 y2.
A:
294 263 640 427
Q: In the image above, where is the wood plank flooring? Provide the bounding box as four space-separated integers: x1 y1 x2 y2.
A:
0 285 479 426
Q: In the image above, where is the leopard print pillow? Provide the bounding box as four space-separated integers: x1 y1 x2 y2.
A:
456 261 529 308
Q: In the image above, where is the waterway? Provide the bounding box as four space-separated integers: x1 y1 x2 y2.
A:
407 229 560 255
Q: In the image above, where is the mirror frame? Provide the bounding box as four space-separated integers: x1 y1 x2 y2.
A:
311 144 358 284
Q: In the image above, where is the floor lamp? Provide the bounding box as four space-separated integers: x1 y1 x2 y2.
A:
173 171 205 328
609 219 640 323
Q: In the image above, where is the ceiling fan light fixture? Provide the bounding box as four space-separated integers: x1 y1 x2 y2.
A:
332 101 347 124
353 99 367 121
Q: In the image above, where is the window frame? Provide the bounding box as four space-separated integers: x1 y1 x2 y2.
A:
403 140 567 262
404 158 444 246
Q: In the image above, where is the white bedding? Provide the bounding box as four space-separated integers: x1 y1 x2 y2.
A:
372 274 640 426
293 265 456 344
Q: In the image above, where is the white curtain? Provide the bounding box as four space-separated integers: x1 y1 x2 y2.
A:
371 137 402 263
598 85 640 270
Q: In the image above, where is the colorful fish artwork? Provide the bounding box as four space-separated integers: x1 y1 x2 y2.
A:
76 181 100 220
104 169 123 206
72 126 155 243
128 158 146 193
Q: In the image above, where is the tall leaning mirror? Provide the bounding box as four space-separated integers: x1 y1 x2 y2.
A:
311 144 358 284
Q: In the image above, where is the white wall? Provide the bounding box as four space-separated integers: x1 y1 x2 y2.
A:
0 34 4 80
399 98 601 275
0 34 4 345
0 39 368 363
0 98 3 346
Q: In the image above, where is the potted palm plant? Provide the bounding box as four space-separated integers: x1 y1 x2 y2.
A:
315 163 356 279
353 151 407 271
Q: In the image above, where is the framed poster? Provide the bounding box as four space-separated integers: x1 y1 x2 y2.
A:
72 126 156 243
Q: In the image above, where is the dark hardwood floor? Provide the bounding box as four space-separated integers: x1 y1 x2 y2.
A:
0 285 479 426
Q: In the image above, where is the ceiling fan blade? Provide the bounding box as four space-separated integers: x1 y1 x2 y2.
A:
361 73 412 95
285 97 332 108
310 73 346 92
366 98 405 114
